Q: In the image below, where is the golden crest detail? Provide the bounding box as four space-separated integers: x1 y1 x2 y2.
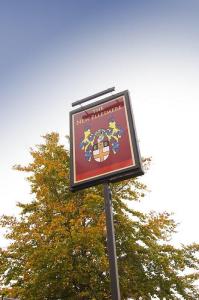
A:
80 119 124 162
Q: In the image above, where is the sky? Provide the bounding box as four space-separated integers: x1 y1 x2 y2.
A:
1 0 199 247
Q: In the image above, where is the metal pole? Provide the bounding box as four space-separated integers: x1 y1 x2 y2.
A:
103 183 121 300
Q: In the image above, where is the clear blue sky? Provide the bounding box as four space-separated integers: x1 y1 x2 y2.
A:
1 0 199 246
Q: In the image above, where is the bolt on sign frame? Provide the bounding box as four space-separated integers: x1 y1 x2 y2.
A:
70 90 144 192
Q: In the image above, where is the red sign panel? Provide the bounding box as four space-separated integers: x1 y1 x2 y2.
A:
70 91 143 191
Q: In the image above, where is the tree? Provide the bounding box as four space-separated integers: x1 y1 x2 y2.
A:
0 133 199 299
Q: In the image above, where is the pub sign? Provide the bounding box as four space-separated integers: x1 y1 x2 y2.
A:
70 90 143 191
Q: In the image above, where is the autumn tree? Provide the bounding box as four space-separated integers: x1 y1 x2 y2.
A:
0 133 199 299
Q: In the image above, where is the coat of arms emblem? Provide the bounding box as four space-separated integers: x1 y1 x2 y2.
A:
80 119 124 163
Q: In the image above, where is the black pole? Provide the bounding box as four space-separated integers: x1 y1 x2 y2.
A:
103 183 121 300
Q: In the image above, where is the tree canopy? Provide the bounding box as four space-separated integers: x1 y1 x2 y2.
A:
0 133 199 299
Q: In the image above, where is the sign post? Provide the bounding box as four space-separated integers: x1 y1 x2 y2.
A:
104 182 121 300
70 88 143 299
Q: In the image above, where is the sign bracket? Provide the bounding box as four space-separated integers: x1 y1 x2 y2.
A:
72 87 115 107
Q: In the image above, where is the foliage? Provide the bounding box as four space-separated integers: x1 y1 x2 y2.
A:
0 133 199 299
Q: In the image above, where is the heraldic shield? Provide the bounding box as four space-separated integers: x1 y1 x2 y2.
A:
93 140 110 162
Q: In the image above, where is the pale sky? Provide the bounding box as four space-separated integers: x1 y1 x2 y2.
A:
1 0 199 247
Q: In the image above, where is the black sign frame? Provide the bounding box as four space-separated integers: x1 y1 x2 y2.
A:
70 90 143 192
